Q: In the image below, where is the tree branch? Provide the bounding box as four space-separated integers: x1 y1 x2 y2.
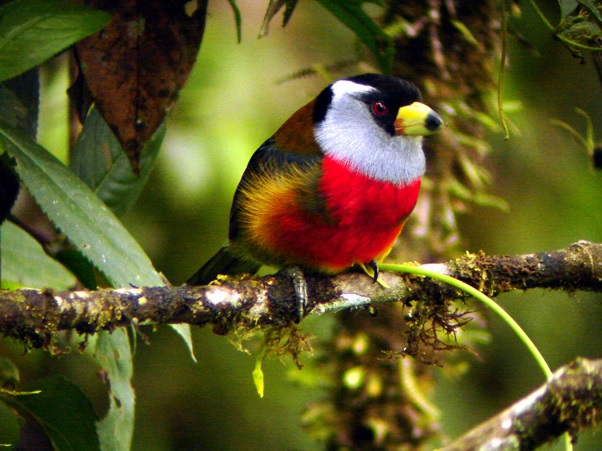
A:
440 357 602 450
0 240 601 350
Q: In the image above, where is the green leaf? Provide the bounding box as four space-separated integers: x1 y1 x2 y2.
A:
0 120 163 288
226 0 242 42
0 221 76 289
170 324 197 363
69 108 196 360
315 0 393 73
450 19 480 48
0 69 39 137
3 376 100 451
558 0 579 20
54 248 98 290
259 0 299 37
71 108 164 218
577 0 602 27
253 345 267 398
0 357 20 389
0 84 29 132
0 0 111 83
94 330 134 451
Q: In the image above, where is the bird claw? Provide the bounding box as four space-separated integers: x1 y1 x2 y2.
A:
358 259 389 288
278 265 307 323
358 259 380 283
368 259 379 283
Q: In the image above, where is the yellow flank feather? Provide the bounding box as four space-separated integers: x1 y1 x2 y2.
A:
234 160 319 260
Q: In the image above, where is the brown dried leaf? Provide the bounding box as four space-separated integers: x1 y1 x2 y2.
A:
74 0 208 172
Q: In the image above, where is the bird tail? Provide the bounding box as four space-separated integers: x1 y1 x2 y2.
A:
185 244 261 286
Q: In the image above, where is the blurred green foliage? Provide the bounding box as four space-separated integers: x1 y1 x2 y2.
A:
1 1 602 449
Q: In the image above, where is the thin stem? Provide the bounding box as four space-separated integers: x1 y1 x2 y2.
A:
380 263 552 378
381 263 575 449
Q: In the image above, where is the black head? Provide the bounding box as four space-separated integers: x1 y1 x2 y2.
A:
313 74 422 136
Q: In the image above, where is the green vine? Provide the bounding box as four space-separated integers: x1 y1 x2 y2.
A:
380 263 574 451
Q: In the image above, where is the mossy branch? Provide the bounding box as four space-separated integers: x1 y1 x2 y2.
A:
0 240 600 350
440 357 602 450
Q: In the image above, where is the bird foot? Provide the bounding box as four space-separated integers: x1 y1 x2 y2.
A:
278 265 307 323
358 259 389 288
368 259 379 282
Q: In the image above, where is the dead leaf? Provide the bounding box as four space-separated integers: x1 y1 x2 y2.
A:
74 0 208 172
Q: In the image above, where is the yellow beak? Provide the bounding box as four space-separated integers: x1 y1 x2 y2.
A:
394 102 444 136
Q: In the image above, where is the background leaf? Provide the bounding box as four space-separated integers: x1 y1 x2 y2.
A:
315 0 393 73
0 357 20 389
577 0 602 27
226 0 242 42
0 221 75 289
53 248 98 290
74 0 208 171
0 70 38 226
0 121 163 288
558 0 579 20
259 0 299 37
71 108 165 217
69 108 195 359
2 376 100 451
1 121 168 449
94 330 134 451
0 0 110 83
0 69 39 137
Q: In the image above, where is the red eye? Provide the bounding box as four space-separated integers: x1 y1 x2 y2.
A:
372 101 388 116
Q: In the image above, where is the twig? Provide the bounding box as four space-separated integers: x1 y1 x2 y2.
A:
439 357 602 450
0 241 601 349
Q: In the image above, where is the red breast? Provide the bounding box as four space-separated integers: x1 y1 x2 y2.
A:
259 155 421 272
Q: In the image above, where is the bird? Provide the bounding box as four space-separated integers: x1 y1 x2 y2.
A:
186 73 444 320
